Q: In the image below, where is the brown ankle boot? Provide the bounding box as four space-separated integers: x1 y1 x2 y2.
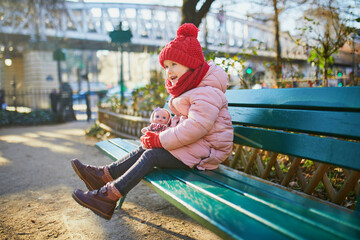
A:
72 183 122 220
71 159 113 191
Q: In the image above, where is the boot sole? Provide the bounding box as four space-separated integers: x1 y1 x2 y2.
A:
72 192 112 220
71 160 95 191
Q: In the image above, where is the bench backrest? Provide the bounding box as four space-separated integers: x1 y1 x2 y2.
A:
226 87 360 171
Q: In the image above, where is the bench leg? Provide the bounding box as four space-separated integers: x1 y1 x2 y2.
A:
116 195 126 210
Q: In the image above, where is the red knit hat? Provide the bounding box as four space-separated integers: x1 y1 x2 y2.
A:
159 23 205 69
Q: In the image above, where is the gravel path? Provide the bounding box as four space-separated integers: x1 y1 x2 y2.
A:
0 121 220 240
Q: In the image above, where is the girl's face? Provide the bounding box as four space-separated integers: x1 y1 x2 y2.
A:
163 60 190 85
153 110 170 124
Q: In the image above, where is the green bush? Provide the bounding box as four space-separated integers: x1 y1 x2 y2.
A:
85 122 107 138
0 111 11 125
131 83 168 112
0 110 57 127
104 69 169 113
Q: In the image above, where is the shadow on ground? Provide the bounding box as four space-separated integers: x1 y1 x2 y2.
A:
0 121 220 240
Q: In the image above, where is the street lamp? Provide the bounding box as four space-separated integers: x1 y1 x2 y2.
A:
109 22 132 105
4 58 12 66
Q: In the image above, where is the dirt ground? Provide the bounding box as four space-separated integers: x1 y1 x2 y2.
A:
0 121 221 240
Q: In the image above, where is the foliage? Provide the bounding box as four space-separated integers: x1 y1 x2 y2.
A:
307 48 335 76
303 159 314 169
249 0 309 81
104 69 169 113
295 2 355 86
85 122 107 138
204 40 261 89
131 82 168 112
105 94 129 113
0 110 57 126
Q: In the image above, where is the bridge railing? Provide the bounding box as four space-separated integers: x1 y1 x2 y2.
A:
0 2 305 58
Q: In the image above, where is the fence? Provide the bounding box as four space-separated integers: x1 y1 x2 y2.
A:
228 145 359 209
98 107 152 140
3 88 53 110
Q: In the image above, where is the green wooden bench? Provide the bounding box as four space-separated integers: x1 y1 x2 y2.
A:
95 87 360 239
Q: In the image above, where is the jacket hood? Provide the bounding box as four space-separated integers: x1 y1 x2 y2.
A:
199 61 229 93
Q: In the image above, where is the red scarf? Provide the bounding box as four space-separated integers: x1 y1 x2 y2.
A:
165 62 209 98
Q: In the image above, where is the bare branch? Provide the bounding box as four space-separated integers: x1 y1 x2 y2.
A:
198 0 216 20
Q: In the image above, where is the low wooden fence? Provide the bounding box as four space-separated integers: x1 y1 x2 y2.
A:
97 107 359 209
228 145 359 209
98 107 152 140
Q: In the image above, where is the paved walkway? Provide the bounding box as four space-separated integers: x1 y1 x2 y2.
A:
0 121 219 240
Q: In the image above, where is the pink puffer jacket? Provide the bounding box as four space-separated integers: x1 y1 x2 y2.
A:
159 61 234 170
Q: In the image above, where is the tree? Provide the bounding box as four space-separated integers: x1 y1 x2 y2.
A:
296 1 354 86
181 0 216 27
273 0 282 81
247 0 307 81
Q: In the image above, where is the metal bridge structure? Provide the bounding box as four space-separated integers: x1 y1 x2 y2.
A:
0 1 305 60
1 1 357 111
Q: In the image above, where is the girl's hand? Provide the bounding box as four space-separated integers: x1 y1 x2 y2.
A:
141 127 148 134
140 131 162 149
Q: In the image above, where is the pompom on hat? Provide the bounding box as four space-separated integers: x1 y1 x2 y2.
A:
159 23 205 69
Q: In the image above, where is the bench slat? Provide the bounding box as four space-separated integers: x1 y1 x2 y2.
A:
109 138 139 151
143 168 291 240
229 107 360 139
226 87 360 111
233 126 360 171
213 166 358 223
95 141 130 161
200 168 360 236
164 168 359 239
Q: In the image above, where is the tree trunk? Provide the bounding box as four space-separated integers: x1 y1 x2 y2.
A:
181 0 197 26
273 0 282 82
323 57 328 87
181 0 215 27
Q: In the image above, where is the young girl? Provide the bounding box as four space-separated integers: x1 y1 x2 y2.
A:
141 107 171 134
71 23 234 220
